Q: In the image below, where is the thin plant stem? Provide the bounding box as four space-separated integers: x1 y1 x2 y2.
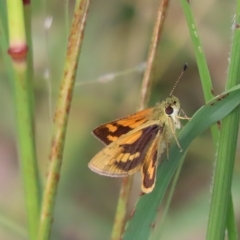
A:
37 1 90 239
111 1 170 239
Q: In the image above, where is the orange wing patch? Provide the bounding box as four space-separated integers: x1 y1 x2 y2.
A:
106 124 118 132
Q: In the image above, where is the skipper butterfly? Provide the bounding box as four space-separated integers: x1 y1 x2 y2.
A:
88 64 189 193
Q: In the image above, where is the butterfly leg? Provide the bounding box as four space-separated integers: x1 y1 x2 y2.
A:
165 140 170 160
168 117 182 152
177 109 191 120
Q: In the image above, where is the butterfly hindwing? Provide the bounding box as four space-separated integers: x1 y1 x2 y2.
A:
88 123 163 177
141 132 162 193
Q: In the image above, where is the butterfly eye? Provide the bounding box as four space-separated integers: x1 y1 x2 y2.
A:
165 106 173 115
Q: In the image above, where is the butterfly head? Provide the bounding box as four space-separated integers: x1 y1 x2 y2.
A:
164 95 181 129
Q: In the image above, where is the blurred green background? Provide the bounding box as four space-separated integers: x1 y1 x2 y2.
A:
0 0 239 239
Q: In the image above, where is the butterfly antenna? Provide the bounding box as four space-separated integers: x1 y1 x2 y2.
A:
169 63 188 96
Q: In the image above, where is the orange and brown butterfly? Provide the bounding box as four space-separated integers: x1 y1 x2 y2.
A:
88 64 189 194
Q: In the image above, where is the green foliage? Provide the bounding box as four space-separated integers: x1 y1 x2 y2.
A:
123 86 240 240
0 1 239 240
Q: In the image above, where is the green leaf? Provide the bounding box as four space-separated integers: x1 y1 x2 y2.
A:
123 85 240 240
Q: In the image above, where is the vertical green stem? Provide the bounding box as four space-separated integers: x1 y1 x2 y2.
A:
37 1 90 239
227 195 239 240
206 1 240 239
206 109 240 240
6 0 40 239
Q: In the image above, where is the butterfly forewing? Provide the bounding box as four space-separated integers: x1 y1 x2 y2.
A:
93 108 153 145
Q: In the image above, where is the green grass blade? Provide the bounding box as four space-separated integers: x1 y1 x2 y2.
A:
180 0 212 100
151 1 221 236
206 2 240 239
153 151 187 240
123 85 240 240
206 108 240 240
227 195 239 240
0 213 28 239
180 0 219 143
